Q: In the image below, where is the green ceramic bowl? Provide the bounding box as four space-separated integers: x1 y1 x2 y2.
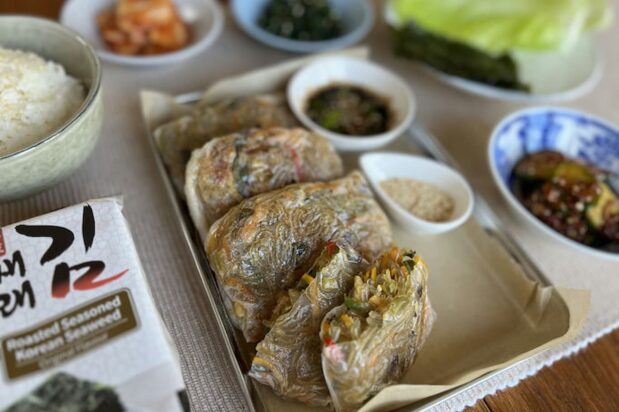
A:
0 16 103 201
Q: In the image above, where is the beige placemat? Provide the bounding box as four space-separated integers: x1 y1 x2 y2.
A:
2 4 618 411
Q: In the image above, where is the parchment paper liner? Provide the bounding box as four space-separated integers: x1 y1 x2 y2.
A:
139 47 589 412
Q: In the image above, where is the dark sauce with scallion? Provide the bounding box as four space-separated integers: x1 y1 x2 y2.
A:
306 84 392 136
259 0 342 41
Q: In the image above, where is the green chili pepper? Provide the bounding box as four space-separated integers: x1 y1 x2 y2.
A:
345 297 370 314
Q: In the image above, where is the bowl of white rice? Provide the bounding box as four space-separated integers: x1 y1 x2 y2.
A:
0 16 103 200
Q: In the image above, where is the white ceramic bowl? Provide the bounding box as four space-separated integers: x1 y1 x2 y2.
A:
0 16 103 201
489 107 619 260
287 56 416 151
60 0 223 66
360 152 474 235
231 0 374 53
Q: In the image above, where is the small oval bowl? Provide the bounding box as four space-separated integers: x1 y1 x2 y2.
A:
231 0 374 53
488 107 619 260
60 0 224 66
360 152 474 235
288 56 416 151
0 16 103 201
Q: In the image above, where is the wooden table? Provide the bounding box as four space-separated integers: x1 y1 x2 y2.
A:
2 1 619 410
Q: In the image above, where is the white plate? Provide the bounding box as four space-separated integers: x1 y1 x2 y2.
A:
384 4 602 103
60 0 224 67
424 36 602 103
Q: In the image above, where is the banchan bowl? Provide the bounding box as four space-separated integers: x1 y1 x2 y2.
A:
0 16 103 201
287 55 416 151
361 152 474 235
61 0 224 66
231 0 374 53
488 107 619 260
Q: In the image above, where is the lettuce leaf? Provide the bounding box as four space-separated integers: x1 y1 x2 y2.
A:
389 0 612 55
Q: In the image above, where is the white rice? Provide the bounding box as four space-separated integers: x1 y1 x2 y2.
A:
0 47 85 157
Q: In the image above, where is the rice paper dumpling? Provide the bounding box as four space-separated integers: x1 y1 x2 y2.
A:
250 241 366 407
320 247 433 412
206 171 392 342
154 93 297 190
185 127 343 240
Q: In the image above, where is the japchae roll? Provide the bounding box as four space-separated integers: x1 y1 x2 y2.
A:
185 127 343 240
250 241 366 406
206 171 392 342
154 93 297 190
320 247 433 412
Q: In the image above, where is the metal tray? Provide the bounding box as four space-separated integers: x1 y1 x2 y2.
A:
142 91 564 412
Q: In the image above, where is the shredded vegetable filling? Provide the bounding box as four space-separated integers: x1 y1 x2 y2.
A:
265 242 341 329
324 248 417 344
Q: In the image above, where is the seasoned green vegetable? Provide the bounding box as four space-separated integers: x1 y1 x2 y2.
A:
390 22 528 91
514 150 565 181
259 0 342 41
586 183 619 230
306 85 391 136
553 162 597 184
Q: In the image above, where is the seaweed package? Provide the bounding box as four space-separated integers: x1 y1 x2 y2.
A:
320 247 434 412
0 199 185 412
250 241 367 407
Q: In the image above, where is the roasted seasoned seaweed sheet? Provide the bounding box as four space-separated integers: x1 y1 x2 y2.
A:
206 171 393 342
250 241 366 407
5 372 124 412
155 93 297 191
320 248 433 412
185 127 343 240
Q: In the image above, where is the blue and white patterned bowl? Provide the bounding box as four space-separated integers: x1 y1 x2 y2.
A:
488 107 619 260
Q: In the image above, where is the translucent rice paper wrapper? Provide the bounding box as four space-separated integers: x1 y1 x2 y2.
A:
154 93 297 192
205 171 392 342
250 241 366 407
185 127 344 241
321 250 434 412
